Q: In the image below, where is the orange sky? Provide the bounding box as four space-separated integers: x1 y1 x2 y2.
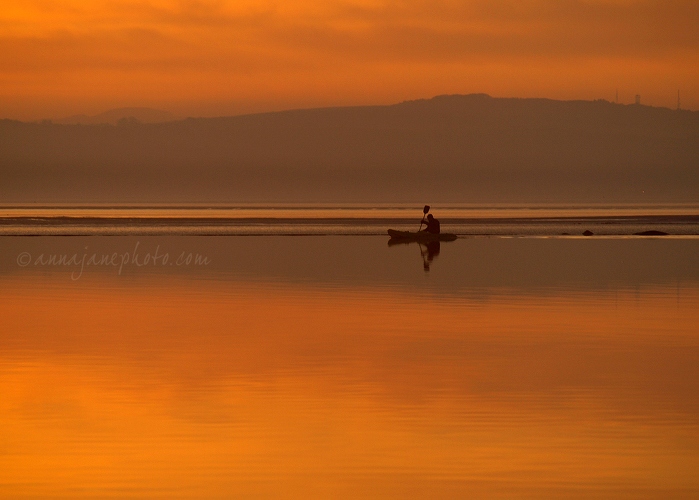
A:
1 0 698 120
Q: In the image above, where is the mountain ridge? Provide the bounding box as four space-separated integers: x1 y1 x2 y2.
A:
56 107 175 125
2 94 697 203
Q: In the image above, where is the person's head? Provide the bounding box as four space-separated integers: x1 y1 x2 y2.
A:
427 214 434 220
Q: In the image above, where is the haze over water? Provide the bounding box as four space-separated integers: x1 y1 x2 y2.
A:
2 228 699 498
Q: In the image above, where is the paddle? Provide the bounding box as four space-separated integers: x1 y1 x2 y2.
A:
418 205 430 231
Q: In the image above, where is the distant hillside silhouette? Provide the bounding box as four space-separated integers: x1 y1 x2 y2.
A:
2 94 698 203
57 107 175 125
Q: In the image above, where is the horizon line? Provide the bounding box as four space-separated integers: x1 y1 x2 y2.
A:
7 92 697 124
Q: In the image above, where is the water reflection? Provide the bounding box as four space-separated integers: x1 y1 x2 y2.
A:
1 236 699 498
387 239 448 271
420 241 440 271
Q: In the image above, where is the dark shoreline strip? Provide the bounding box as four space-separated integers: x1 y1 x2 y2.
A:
2 214 699 227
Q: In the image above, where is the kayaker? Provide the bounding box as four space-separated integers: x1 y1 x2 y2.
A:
420 214 440 234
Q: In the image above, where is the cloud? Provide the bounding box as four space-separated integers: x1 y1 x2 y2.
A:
3 0 697 66
0 0 697 117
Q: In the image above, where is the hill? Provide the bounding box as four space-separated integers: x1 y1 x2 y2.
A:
56 107 175 125
1 94 698 203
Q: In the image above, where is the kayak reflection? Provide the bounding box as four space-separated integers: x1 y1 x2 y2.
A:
420 241 440 271
388 238 449 272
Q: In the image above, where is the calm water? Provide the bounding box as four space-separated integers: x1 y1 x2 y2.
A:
1 231 699 498
2 203 699 235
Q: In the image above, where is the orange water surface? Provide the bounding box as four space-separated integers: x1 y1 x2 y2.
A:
1 236 698 498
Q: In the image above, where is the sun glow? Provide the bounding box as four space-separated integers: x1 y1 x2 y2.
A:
1 0 697 119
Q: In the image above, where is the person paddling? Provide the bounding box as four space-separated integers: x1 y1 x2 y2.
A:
387 205 454 242
420 213 440 234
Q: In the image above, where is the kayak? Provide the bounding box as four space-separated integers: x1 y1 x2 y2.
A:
387 229 457 242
